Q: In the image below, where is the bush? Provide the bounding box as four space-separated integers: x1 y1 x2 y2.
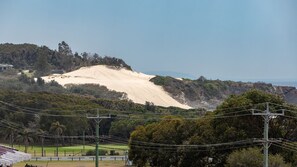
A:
225 147 291 167
85 149 107 156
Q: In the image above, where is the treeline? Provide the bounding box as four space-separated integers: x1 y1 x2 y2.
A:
129 90 297 166
0 41 132 76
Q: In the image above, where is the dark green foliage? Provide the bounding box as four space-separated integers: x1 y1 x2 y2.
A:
36 77 45 86
18 74 33 84
0 42 132 74
109 150 119 155
85 149 107 156
150 76 229 102
150 76 173 86
225 147 291 167
150 76 297 109
145 101 156 112
109 119 144 139
67 84 127 100
129 117 215 167
34 51 51 77
0 87 204 148
129 90 297 166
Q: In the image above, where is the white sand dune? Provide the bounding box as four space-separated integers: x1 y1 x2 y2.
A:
43 65 191 109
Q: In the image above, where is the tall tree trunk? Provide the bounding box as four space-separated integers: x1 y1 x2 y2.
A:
56 136 59 157
41 137 44 157
24 139 28 153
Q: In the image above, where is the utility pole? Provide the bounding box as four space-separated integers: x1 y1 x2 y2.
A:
252 102 284 167
87 111 111 167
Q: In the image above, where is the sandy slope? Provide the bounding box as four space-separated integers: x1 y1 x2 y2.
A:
43 65 191 109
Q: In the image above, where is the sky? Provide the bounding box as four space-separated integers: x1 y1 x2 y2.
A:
0 0 296 81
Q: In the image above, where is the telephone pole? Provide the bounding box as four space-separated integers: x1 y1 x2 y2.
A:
87 111 111 167
252 102 284 167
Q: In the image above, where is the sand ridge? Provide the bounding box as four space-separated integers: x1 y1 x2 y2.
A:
42 65 191 109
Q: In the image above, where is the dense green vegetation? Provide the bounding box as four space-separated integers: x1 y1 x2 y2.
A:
225 148 291 167
128 90 297 166
0 86 205 152
0 42 132 76
150 76 297 109
0 69 127 102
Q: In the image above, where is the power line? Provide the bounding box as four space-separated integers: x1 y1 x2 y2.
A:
272 143 297 153
128 143 262 152
251 102 284 167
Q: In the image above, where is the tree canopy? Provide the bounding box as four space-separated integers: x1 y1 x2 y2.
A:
128 90 297 166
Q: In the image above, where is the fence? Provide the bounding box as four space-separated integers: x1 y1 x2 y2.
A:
30 156 127 161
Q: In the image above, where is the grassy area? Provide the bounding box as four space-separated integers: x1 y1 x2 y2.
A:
14 161 125 167
9 144 128 157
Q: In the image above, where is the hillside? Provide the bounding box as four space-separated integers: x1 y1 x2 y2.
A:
150 76 297 109
1 42 296 110
42 65 297 110
42 65 191 109
0 89 204 141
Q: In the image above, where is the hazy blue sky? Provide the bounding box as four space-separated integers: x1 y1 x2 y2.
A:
1 0 296 81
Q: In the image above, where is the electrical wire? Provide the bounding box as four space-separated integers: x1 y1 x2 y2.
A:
128 143 262 153
272 143 297 153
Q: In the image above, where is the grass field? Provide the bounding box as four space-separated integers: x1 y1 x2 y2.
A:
14 161 125 167
7 144 128 157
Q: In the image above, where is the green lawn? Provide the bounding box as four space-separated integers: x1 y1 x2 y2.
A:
14 161 125 167
7 144 128 157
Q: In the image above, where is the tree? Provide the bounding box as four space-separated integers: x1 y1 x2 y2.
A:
109 119 143 139
211 90 296 166
35 51 50 77
145 101 156 112
2 128 16 148
225 147 291 167
129 116 215 167
58 41 73 56
16 128 34 153
58 41 74 71
36 77 45 86
50 121 66 156
36 129 48 157
18 74 32 84
128 90 297 166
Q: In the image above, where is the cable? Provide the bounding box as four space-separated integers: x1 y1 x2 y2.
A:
272 143 297 153
214 102 267 112
284 109 297 115
0 100 102 112
281 115 297 120
0 104 254 119
0 105 87 118
128 143 262 153
128 139 256 148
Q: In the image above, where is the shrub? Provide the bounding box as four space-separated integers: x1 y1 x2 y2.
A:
85 149 107 156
